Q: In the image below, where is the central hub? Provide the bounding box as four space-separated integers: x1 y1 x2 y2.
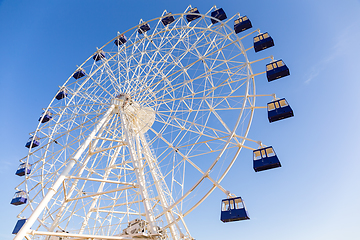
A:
112 93 155 134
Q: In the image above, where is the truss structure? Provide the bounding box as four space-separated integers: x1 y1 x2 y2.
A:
13 5 278 240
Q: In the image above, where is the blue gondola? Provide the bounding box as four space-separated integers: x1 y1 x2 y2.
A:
234 16 252 34
253 32 274 52
186 7 200 22
73 68 86 79
38 111 53 123
162 12 175 26
15 163 31 176
93 50 105 61
25 136 40 149
253 146 281 172
10 191 27 206
56 88 68 100
114 34 127 46
210 8 227 24
12 219 26 234
267 98 294 123
138 23 150 34
266 59 290 82
221 197 250 222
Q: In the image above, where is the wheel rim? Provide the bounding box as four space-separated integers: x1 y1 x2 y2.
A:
16 9 257 239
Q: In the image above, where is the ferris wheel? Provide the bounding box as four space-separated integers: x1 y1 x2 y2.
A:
11 5 293 240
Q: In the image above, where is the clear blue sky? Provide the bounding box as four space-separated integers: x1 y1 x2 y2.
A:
1 0 360 239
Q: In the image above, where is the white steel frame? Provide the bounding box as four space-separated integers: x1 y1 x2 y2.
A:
13 5 279 240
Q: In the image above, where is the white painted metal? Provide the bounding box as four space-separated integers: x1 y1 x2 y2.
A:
14 105 115 240
120 102 159 236
139 133 181 239
13 5 277 240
